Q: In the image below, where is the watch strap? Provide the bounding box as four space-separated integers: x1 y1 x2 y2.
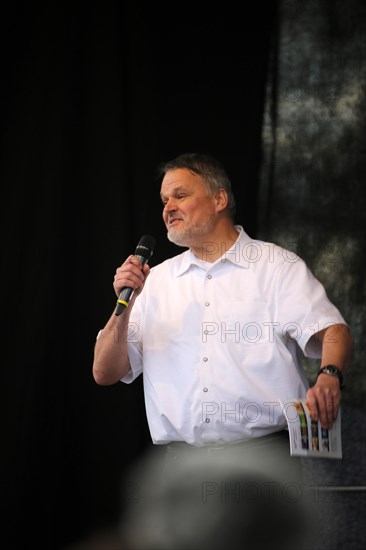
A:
317 364 345 389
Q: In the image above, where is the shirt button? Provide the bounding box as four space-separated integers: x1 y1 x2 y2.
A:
205 418 210 423
203 387 208 392
204 301 210 307
203 357 208 362
207 274 212 279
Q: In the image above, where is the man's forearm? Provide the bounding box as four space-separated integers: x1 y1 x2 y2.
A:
93 311 133 385
319 323 354 373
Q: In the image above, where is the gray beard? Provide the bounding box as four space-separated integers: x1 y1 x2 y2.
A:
166 215 216 248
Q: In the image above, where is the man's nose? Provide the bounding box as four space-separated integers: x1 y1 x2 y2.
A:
164 198 177 212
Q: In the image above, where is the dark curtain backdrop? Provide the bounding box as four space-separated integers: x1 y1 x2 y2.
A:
3 2 366 549
1 2 277 548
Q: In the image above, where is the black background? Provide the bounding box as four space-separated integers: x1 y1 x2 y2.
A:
1 2 278 547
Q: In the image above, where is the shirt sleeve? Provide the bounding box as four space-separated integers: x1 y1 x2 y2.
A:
276 255 348 359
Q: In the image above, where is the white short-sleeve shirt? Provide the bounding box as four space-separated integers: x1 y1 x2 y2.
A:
122 226 347 446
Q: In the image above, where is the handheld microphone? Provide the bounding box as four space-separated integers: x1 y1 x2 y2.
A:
115 234 156 316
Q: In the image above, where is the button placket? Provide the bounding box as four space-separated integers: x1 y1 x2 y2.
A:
201 268 215 422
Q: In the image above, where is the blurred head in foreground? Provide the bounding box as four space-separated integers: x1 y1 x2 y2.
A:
119 446 318 550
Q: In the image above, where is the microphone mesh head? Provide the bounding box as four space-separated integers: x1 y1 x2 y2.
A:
135 234 156 259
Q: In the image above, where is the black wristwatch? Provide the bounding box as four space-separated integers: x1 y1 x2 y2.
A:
317 365 345 390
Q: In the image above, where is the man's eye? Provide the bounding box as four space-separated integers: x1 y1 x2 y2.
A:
178 194 186 199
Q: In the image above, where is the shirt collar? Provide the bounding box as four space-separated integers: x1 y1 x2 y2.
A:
174 225 253 277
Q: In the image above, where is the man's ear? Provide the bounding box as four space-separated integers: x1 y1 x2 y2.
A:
215 188 228 212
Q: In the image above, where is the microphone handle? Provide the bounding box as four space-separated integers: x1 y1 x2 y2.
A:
115 254 147 316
